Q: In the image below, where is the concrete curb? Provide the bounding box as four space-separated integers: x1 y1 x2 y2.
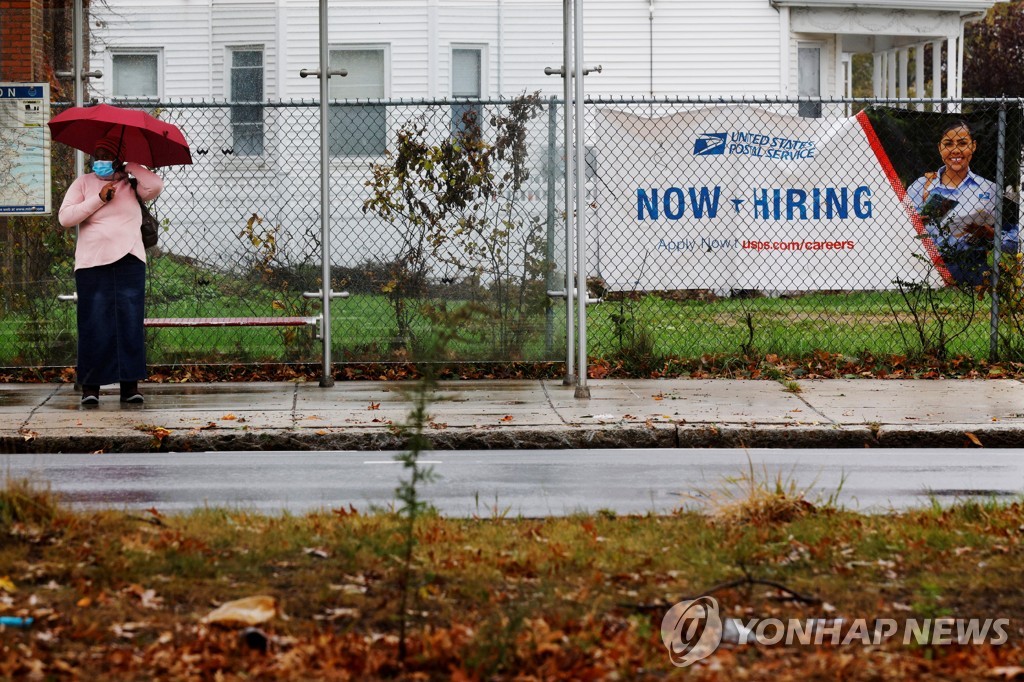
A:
5 423 1020 454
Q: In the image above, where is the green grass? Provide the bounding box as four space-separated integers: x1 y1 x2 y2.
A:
0 254 1008 367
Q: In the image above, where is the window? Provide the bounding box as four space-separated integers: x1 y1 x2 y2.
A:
451 47 483 135
230 48 264 156
797 45 822 118
112 52 159 99
328 48 386 157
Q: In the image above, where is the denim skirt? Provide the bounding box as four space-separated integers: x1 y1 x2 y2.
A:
75 254 147 386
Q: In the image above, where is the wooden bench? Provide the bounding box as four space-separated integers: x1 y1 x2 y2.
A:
142 315 323 337
60 291 347 340
143 316 319 328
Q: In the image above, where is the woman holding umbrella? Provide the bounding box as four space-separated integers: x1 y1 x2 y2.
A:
57 132 164 405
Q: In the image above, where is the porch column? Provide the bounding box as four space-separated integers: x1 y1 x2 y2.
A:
956 21 966 98
931 40 942 99
835 35 844 100
872 53 882 98
914 44 925 109
898 47 909 100
886 49 897 98
946 35 957 99
844 54 852 98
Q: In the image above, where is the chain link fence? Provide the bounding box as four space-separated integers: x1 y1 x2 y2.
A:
1 96 1021 370
585 97 1022 366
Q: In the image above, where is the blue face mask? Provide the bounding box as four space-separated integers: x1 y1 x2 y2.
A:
93 160 115 178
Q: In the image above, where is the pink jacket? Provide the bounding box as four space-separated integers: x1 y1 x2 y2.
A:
58 162 164 271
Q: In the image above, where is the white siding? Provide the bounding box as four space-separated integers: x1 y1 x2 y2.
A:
91 0 791 102
90 3 212 101
212 2 278 100
500 3 563 95
645 1 781 96
282 2 430 99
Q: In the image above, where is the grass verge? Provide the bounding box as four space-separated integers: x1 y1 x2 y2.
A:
1 478 1021 679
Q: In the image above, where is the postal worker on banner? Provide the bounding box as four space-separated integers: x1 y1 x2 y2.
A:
590 105 1019 294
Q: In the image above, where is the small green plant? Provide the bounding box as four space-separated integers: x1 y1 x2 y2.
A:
393 303 487 662
608 297 663 373
237 212 320 361
364 93 549 356
979 251 1024 361
890 221 986 359
911 582 954 620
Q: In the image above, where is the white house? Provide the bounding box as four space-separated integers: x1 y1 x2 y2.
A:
89 0 1000 105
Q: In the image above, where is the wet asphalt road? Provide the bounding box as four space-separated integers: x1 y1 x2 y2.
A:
3 448 1022 516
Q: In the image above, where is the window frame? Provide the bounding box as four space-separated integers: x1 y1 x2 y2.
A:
327 44 390 160
109 49 163 101
450 45 487 136
227 45 266 158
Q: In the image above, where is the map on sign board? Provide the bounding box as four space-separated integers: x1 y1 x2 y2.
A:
0 83 50 215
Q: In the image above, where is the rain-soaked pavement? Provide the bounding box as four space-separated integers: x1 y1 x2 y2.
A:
3 378 1024 452
3 448 1022 516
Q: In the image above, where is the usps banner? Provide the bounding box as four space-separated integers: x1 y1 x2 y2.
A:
590 105 940 292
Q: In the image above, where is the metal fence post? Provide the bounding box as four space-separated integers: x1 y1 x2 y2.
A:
573 0 590 399
545 97 558 355
562 0 576 386
991 99 1007 361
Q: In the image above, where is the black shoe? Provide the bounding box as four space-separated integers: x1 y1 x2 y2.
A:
120 378 145 401
120 382 144 404
81 386 100 406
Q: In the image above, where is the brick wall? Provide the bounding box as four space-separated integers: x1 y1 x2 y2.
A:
0 1 81 308
0 0 45 81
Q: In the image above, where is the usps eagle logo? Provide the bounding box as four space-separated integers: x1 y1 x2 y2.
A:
694 133 727 156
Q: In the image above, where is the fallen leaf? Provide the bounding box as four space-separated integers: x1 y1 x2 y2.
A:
221 413 237 421
144 426 172 446
0 576 16 593
329 583 368 595
500 415 514 422
203 595 278 627
124 584 164 610
368 402 381 410
110 621 151 639
965 432 983 447
314 607 361 621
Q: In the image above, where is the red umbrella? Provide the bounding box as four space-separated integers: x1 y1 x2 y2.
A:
47 103 192 167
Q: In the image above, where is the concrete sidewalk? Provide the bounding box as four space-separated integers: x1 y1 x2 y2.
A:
1 378 1023 453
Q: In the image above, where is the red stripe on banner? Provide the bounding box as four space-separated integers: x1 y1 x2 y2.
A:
855 109 953 285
